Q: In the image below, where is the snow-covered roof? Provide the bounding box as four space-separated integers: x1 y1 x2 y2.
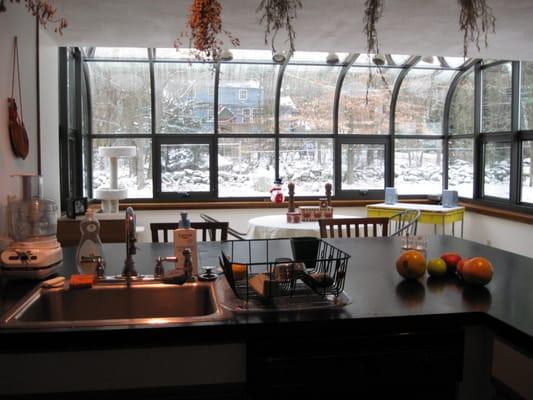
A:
219 80 260 89
280 96 297 110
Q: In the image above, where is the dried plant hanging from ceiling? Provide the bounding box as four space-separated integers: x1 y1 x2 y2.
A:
256 0 303 54
175 0 240 62
0 0 67 33
363 0 389 104
458 0 495 57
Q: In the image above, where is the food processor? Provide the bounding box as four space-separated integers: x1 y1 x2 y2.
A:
0 174 62 279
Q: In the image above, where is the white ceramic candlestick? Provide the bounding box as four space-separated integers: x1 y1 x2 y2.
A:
94 146 136 213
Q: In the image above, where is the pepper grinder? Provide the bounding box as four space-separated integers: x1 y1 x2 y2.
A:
287 182 295 212
325 183 332 207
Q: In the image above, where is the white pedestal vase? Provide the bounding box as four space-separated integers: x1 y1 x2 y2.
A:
94 146 136 214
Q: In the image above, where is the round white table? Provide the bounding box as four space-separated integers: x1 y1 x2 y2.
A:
248 214 354 239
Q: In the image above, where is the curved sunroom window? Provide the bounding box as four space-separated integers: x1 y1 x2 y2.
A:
449 71 475 135
395 69 455 134
218 63 278 133
339 67 399 134
87 61 151 134
520 62 533 131
154 62 214 133
482 63 512 133
279 64 340 133
92 47 148 59
79 46 490 202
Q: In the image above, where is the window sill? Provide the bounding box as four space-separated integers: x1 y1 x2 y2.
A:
85 199 533 226
90 198 432 211
459 201 533 225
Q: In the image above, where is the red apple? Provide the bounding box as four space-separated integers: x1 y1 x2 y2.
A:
440 252 462 274
456 258 470 277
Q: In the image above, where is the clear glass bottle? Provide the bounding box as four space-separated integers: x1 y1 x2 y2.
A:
76 209 104 274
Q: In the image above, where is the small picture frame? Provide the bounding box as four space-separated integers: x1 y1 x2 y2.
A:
442 190 458 208
66 197 88 219
385 187 398 205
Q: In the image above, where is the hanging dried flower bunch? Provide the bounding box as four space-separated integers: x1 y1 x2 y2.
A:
0 0 67 34
363 0 383 56
363 0 388 104
175 0 239 62
458 0 496 57
256 0 302 54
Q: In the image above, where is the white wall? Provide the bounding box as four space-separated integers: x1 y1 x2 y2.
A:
463 212 533 259
38 30 60 207
0 5 38 247
134 207 533 259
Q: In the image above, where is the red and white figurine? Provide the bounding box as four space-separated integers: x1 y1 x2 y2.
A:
270 178 285 204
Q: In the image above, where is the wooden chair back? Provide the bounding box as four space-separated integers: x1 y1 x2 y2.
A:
319 217 389 239
57 218 125 247
150 222 229 243
200 213 247 240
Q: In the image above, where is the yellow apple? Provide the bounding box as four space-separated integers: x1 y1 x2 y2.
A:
427 258 447 277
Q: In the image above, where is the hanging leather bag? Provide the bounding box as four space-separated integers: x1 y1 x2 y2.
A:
8 37 29 159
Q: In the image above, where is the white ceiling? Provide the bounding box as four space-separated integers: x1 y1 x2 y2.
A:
52 0 533 61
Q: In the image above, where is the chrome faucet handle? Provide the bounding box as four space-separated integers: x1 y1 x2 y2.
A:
95 256 105 279
155 256 177 278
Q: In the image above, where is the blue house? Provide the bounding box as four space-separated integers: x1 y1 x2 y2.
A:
217 80 263 132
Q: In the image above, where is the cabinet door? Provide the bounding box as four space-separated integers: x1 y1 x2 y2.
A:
247 329 463 398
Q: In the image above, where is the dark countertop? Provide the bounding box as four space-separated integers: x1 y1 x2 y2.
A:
1 236 532 355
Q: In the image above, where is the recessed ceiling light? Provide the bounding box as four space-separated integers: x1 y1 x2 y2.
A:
220 49 233 61
272 51 286 63
372 54 386 66
326 52 340 65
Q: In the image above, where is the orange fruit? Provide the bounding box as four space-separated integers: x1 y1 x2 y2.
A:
396 250 426 280
463 257 493 286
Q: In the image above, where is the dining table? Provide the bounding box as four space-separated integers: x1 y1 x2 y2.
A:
247 214 355 239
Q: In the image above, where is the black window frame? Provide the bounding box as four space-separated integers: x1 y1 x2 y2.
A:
58 47 533 214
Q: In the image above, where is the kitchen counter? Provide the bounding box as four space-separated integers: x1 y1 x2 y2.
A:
0 235 532 397
2 236 531 349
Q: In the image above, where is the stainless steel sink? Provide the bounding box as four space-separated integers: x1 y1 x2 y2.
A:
0 281 227 328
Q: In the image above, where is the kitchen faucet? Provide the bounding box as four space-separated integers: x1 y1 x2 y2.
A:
122 207 138 282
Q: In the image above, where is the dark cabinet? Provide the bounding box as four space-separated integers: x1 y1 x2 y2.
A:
247 329 463 399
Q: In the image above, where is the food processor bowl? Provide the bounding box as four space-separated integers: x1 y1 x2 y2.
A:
9 196 58 242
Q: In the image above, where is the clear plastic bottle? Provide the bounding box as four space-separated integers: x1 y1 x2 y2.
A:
173 212 198 277
76 209 104 274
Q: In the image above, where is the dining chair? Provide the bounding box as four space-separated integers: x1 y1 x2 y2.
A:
200 213 247 240
57 218 125 246
388 209 421 236
150 221 229 243
319 217 390 239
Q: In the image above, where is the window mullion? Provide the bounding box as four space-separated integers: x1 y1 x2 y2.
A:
510 61 521 204
474 61 483 199
149 48 157 200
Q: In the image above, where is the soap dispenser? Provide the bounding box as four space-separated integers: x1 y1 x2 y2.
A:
76 209 104 274
173 212 198 277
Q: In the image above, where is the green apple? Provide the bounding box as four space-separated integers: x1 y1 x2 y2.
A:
427 258 447 277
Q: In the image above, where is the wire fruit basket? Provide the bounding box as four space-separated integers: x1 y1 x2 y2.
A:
219 238 350 307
